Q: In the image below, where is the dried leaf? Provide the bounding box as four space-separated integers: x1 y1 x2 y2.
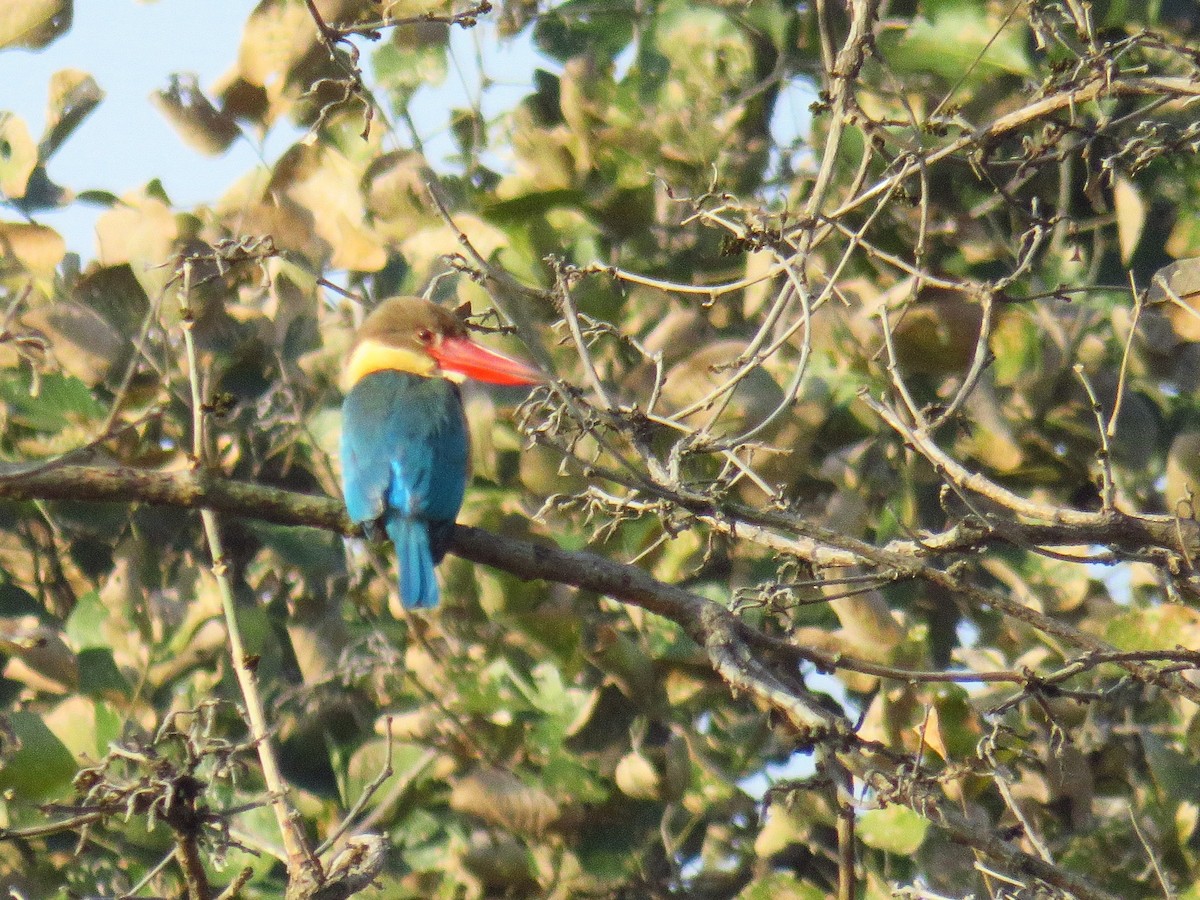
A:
271 144 386 271
23 301 126 386
151 74 239 156
450 767 560 834
892 295 983 374
662 340 785 433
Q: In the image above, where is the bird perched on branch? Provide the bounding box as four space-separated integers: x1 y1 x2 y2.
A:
340 297 542 609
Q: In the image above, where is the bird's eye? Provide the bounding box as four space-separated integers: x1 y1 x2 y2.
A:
416 328 434 344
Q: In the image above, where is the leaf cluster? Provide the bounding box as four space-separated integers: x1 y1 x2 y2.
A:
3 0 1200 898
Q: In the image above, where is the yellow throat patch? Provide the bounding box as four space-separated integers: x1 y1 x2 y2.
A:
342 339 436 391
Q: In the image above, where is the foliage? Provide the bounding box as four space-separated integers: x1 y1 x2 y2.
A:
2 0 1200 897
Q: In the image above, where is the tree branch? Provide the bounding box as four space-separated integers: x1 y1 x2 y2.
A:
0 462 1137 898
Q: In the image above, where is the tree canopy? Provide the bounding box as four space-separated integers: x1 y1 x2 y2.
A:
3 1 1200 898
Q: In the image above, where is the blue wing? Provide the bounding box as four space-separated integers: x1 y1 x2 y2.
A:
341 371 470 526
341 372 470 606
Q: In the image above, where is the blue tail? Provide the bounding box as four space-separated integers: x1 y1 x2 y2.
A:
385 516 439 609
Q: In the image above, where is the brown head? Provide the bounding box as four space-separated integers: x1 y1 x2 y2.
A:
343 297 542 390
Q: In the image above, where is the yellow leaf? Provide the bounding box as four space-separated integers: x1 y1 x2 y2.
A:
0 114 38 197
1151 258 1200 342
95 192 179 297
43 695 106 761
921 703 949 762
615 750 662 800
327 211 387 271
272 143 386 271
1114 175 1145 265
0 615 78 693
236 0 318 88
401 215 507 282
42 68 104 159
0 221 66 275
0 0 71 51
365 151 435 236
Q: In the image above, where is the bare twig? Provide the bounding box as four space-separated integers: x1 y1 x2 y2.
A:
1073 363 1117 510
176 258 316 880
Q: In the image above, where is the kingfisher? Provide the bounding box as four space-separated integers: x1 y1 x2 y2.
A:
340 297 542 609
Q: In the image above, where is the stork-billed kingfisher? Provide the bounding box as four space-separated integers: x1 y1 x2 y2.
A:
340 297 541 609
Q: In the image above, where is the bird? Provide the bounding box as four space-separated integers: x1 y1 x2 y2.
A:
340 297 542 609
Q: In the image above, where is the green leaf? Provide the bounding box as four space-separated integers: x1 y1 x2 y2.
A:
249 522 345 577
928 686 980 760
11 163 69 211
739 0 795 53
573 801 660 879
540 752 609 804
515 662 598 744
0 371 103 432
228 801 292 882
373 42 448 104
74 188 119 206
878 5 1032 82
77 648 131 698
1105 605 1200 652
858 804 929 854
737 872 824 900
345 739 434 811
43 695 120 761
65 590 110 650
484 187 588 226
652 3 754 89
1142 732 1200 799
533 0 636 62
0 710 77 800
0 579 45 619
990 310 1041 386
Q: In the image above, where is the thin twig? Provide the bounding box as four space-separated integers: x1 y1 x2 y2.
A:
1129 806 1175 899
1107 273 1144 440
176 258 315 878
1073 363 1116 510
120 846 176 899
315 717 401 857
